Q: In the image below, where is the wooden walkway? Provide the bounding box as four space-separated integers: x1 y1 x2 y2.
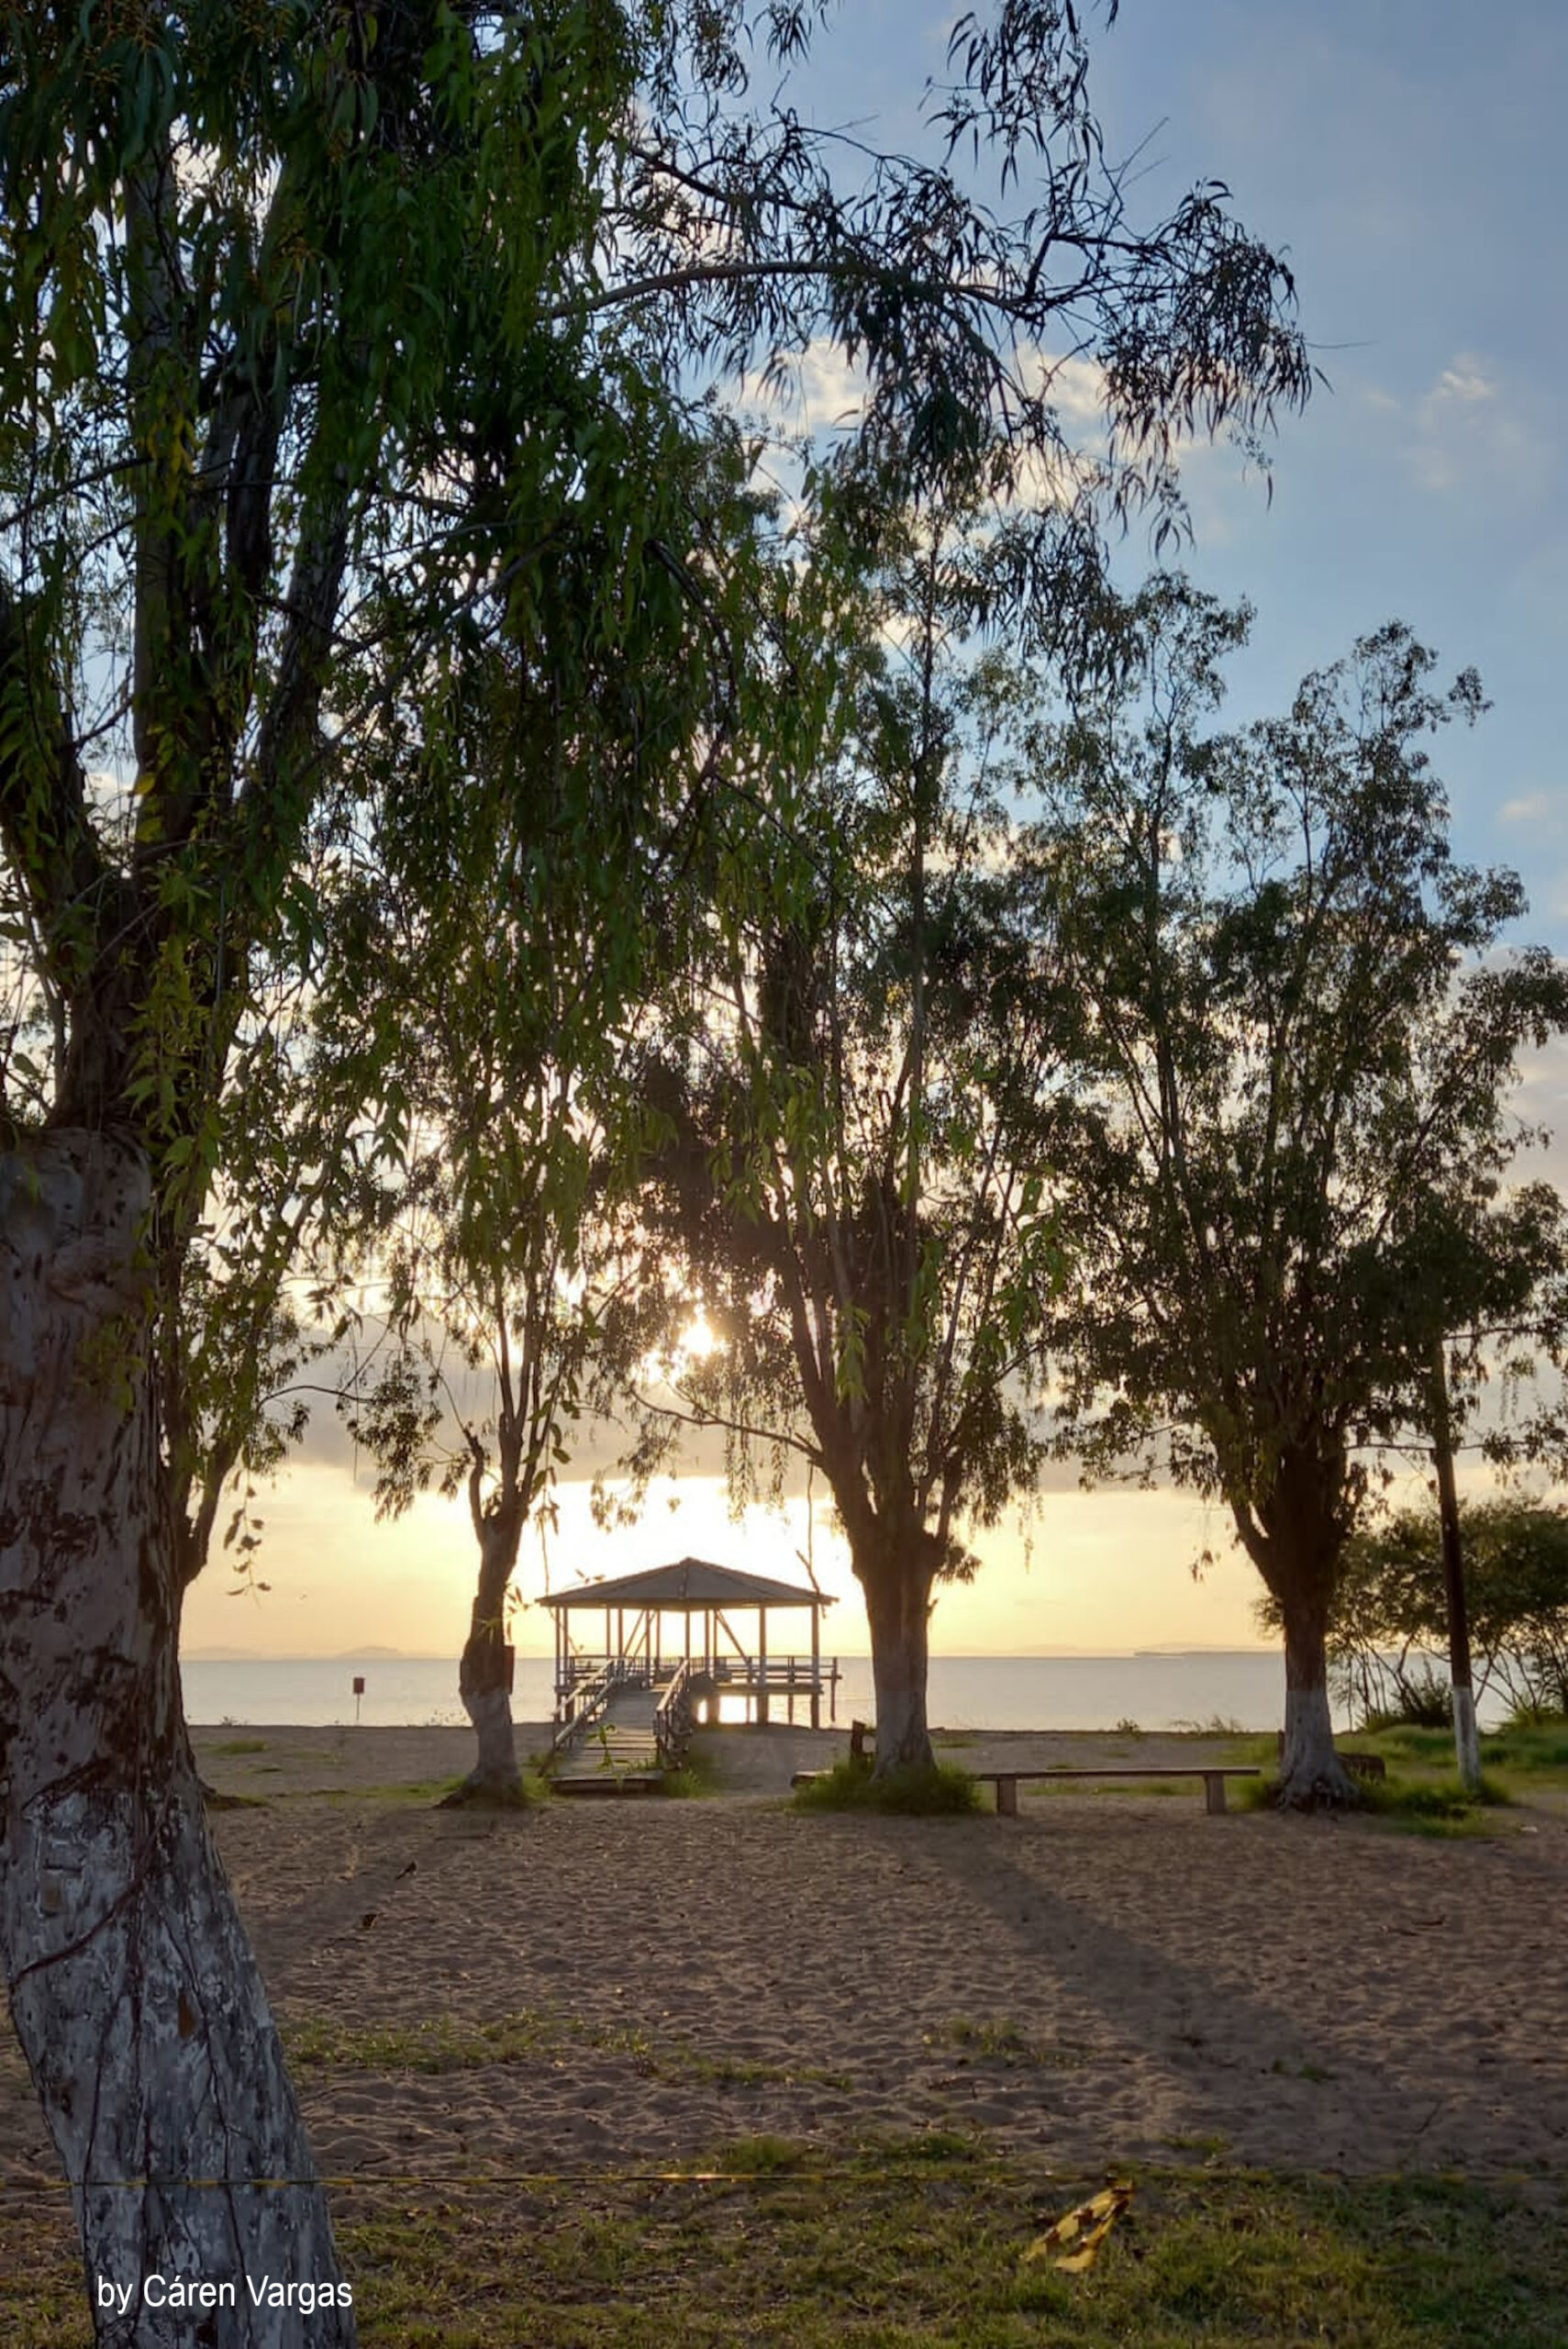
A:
550 1670 688 1798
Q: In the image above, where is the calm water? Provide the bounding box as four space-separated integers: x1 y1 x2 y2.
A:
182 1650 1325 1733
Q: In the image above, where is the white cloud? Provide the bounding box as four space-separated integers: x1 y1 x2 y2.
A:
1031 348 1109 429
1499 792 1556 826
1405 350 1553 500
741 336 869 435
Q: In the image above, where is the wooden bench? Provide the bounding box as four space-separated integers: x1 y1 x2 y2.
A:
789 1765 1261 1813
977 1766 1260 1816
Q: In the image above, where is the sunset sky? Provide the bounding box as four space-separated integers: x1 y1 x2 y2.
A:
183 3 1567 1665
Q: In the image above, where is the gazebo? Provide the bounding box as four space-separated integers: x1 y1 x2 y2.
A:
539 1555 839 1729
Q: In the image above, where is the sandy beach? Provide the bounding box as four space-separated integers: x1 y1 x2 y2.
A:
4 1721 1566 2194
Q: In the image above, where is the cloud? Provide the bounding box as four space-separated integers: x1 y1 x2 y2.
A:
1499 793 1557 826
1404 351 1554 501
741 337 869 435
1031 349 1109 429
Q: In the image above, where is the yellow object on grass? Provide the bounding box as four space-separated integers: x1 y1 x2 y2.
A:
1023 2179 1134 2273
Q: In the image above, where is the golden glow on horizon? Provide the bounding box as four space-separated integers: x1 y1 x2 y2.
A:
179 1460 1300 1662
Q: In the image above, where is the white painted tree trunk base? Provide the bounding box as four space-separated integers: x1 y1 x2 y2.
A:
1277 1676 1359 1809
455 1683 524 1802
866 1608 936 1776
1451 1684 1482 1794
1 1134 354 2345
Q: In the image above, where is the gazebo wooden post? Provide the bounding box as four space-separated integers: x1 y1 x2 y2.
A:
811 1602 821 1729
757 1607 768 1724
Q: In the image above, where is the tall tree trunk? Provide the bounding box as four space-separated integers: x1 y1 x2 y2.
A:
1 1134 353 2346
1429 1339 1482 1793
455 1513 524 1801
1277 1585 1358 1809
858 1549 936 1775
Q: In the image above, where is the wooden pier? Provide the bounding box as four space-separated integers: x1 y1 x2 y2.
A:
540 1557 838 1793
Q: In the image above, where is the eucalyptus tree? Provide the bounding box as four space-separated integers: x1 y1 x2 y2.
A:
0 0 1309 2327
164 965 372 1595
313 478 751 1799
324 892 639 1803
1033 580 1568 1805
629 491 1081 1775
0 13 648 2324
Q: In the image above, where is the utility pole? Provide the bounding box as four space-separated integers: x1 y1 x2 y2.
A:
1429 1336 1482 1793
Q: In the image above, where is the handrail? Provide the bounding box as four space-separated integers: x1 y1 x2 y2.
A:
653 1658 695 1767
551 1660 618 1753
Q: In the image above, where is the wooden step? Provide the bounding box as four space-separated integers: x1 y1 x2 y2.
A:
551 1771 666 1798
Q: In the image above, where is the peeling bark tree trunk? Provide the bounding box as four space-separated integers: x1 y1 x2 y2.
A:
1277 1587 1358 1809
859 1553 936 1776
1 1135 353 2347
455 1514 524 1800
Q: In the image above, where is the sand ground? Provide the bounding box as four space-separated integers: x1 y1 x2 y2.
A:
4 1720 1565 2189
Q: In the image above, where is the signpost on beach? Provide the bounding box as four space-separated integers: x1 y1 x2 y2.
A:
353 1675 365 1725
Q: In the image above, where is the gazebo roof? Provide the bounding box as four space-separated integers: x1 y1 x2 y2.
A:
537 1555 833 1612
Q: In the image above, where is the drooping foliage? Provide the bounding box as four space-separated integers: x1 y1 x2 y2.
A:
1030 576 1568 1802
0 4 1312 2328
303 420 770 1791
627 483 1074 1773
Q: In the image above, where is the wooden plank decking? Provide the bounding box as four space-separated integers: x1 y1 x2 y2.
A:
550 1676 676 1797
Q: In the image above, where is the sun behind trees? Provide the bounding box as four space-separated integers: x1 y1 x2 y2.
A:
0 4 1311 2332
306 426 759 1801
628 480 1074 1776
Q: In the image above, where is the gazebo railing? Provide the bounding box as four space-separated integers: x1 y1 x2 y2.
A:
553 1648 840 1731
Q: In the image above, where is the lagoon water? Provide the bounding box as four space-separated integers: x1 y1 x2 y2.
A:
182 1649 1318 1733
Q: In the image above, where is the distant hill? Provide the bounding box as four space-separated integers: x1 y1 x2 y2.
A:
182 1643 426 1663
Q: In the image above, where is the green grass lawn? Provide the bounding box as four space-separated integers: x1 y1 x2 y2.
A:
5 2145 1565 2346
817 1717 1568 1827
1225 1710 1568 1829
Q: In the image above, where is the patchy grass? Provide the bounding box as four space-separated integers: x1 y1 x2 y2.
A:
209 1737 270 1755
1236 1709 1568 1827
1321 1714 1568 1793
282 2008 849 2094
6 2149 1567 2347
1359 1773 1513 1835
660 1746 724 1799
307 1767 551 1809
284 2010 563 2074
792 1759 981 1815
930 2015 1095 2071
1484 1715 1568 1768
1231 1742 1517 1832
